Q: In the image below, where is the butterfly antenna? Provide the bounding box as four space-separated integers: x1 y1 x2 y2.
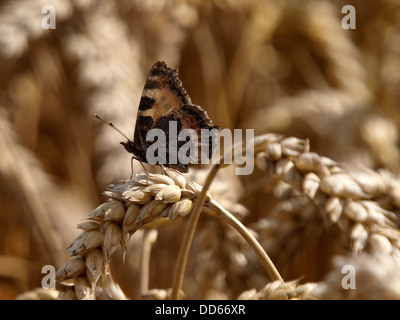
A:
95 114 131 141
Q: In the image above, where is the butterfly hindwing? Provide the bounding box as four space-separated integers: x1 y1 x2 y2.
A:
171 104 219 164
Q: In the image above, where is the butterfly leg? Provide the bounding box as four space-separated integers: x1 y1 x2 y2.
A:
159 164 167 176
131 156 149 183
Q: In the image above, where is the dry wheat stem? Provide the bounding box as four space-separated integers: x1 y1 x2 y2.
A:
209 199 283 282
170 134 277 299
171 164 220 300
139 229 158 295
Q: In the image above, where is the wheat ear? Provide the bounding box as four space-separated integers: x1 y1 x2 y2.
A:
56 168 282 299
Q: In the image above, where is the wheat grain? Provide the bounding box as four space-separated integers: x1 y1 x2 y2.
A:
55 256 86 281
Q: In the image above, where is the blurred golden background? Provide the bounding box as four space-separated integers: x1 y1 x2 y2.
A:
1 0 400 299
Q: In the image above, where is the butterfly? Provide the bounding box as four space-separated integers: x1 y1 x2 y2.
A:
98 61 219 173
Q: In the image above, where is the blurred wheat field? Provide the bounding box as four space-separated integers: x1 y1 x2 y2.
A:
1 0 400 300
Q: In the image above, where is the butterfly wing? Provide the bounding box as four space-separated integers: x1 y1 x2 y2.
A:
131 61 219 172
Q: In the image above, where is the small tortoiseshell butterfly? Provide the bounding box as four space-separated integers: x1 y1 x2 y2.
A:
98 61 219 173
